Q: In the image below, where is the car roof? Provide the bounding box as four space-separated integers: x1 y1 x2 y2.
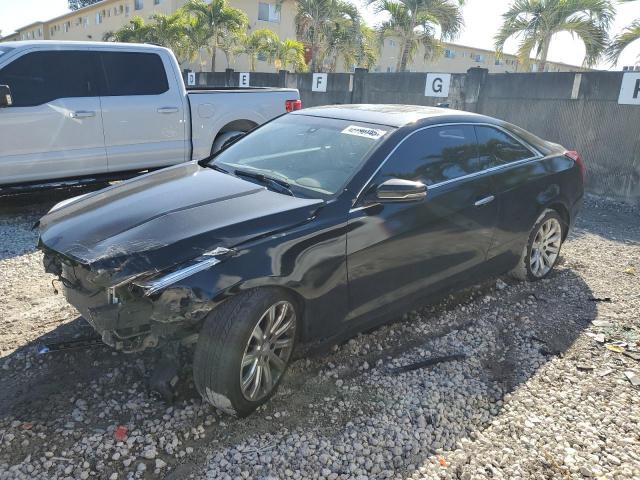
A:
0 40 168 52
292 104 491 128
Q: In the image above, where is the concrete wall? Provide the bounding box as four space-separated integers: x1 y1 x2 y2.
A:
478 72 640 202
189 69 640 203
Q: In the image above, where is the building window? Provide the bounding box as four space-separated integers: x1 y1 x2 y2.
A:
64 21 71 32
119 5 124 14
257 52 267 62
135 0 144 10
96 12 103 24
474 54 485 63
84 18 89 27
388 39 395 47
154 0 161 4
495 58 502 65
37 28 42 37
444 49 455 59
258 2 280 22
125 5 131 15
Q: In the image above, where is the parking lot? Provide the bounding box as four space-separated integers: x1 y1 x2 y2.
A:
0 191 637 479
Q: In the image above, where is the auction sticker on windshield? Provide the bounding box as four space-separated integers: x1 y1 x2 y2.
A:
341 125 387 140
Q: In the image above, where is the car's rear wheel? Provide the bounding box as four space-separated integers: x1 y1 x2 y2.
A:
193 288 298 417
510 209 565 281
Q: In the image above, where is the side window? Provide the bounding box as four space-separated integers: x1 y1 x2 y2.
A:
475 126 535 168
100 52 169 96
0 51 98 107
379 126 480 186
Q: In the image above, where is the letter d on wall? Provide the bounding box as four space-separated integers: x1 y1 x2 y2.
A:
239 73 250 87
312 73 328 92
425 73 451 98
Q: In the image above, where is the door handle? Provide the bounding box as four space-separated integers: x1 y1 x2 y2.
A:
474 195 495 207
157 107 179 114
69 110 96 119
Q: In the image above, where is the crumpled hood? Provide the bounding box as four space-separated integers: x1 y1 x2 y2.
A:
38 162 323 278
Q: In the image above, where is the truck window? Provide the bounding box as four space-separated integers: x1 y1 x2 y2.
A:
100 52 169 96
0 51 99 107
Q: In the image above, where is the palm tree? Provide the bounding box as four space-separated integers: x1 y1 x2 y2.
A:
606 0 639 65
145 13 188 60
240 29 280 71
103 17 150 43
218 31 244 69
182 16 212 71
274 39 308 72
495 0 615 71
182 0 248 72
316 2 365 71
296 0 364 71
372 0 464 72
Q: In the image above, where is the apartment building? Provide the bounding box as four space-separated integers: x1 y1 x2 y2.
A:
2 0 587 74
1 0 297 72
373 39 589 74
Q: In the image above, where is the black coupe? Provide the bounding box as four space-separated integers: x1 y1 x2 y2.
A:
38 105 585 416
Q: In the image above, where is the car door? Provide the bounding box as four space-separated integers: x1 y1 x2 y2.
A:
0 49 107 185
98 50 187 172
346 125 499 323
474 125 544 262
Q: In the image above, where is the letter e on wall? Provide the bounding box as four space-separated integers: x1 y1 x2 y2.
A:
239 73 250 87
425 73 451 98
618 72 640 105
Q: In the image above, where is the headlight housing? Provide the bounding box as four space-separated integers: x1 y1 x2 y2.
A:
130 246 232 297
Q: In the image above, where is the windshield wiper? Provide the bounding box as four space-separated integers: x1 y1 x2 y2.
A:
207 163 230 174
234 169 295 197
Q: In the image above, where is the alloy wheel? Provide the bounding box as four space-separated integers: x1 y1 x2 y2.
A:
530 218 562 278
240 301 296 401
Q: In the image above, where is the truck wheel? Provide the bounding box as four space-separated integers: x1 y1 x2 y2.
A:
193 288 298 417
211 131 245 154
510 209 564 281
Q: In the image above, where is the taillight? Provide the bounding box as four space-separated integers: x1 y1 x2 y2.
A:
285 99 302 112
565 150 586 183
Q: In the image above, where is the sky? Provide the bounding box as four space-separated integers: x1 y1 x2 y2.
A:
0 0 639 70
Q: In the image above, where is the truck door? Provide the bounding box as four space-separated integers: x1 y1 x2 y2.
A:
0 50 107 185
98 50 188 172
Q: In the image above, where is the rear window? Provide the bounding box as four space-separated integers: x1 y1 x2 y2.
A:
100 52 169 96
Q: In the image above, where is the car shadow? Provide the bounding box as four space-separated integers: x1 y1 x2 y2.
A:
0 262 597 478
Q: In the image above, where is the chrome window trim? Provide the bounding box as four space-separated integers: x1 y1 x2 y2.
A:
351 122 543 209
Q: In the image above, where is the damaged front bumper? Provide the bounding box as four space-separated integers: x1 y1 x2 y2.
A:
42 247 231 353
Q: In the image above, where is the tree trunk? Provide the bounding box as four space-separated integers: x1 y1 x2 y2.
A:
538 35 552 72
211 47 217 72
399 40 410 72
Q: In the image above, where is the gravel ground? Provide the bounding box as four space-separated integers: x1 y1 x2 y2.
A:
0 191 639 480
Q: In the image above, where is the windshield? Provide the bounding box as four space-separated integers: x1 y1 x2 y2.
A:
211 115 392 198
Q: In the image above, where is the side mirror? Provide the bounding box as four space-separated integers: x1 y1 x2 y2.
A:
376 178 427 202
0 85 12 108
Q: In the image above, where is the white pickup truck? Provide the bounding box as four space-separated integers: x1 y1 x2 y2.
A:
0 41 301 188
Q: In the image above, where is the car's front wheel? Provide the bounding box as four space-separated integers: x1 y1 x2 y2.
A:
193 288 298 417
511 209 565 281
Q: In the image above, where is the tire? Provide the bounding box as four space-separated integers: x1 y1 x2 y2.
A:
210 131 245 154
510 209 565 282
193 288 298 417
